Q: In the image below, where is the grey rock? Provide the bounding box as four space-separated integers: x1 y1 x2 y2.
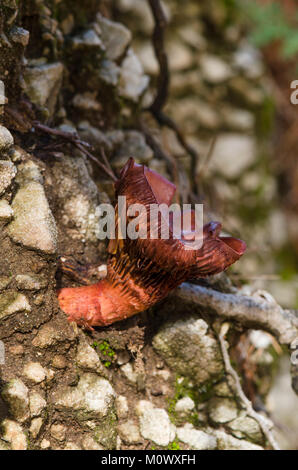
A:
50 423 66 442
0 126 14 153
208 397 238 424
82 435 104 450
0 161 17 195
15 274 47 291
115 395 129 419
177 423 217 450
96 13 131 60
200 54 233 83
23 62 64 115
136 42 159 75
29 417 43 439
118 420 142 444
1 420 27 450
29 391 47 417
53 373 115 420
119 49 149 101
51 155 107 243
2 379 30 422
0 292 31 321
32 323 77 348
221 107 255 132
15 160 43 185
40 439 51 449
172 98 220 131
233 42 264 79
23 362 47 384
72 93 102 111
0 199 13 221
9 26 29 46
227 414 263 443
120 362 137 384
175 396 195 414
210 133 256 178
115 0 154 35
64 442 81 450
8 180 57 254
114 131 153 167
76 338 106 375
213 381 234 398
0 276 12 290
98 59 119 86
153 317 224 386
0 440 10 450
70 29 104 51
168 41 194 71
213 429 263 450
136 400 176 447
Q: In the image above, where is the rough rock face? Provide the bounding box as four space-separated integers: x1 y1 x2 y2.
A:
0 0 294 451
153 317 224 386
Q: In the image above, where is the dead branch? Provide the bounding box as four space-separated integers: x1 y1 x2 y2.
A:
147 0 169 114
33 121 118 182
217 323 281 450
172 283 298 346
146 0 199 190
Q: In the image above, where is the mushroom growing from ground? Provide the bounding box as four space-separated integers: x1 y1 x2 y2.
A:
58 158 246 330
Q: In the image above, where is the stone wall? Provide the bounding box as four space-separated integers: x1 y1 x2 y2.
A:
0 0 296 450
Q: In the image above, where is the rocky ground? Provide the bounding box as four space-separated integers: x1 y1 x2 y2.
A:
0 0 297 450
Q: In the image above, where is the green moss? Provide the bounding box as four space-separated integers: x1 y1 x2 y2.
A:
168 440 181 450
94 340 116 368
98 340 115 358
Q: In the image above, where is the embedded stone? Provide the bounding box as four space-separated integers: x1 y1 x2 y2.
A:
115 395 129 419
175 396 195 414
29 417 43 438
1 420 27 450
23 62 64 115
96 13 131 60
200 54 233 83
52 373 115 420
1 379 30 422
8 181 57 254
29 391 47 417
213 429 263 450
136 400 176 447
208 397 238 424
9 26 29 46
0 126 14 153
0 199 13 221
177 423 217 450
76 338 106 375
50 423 66 442
0 161 17 195
0 292 31 321
23 362 47 383
153 317 224 386
119 49 149 101
118 420 142 444
81 435 104 450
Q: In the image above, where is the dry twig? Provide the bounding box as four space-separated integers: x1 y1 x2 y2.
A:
217 323 281 450
172 283 298 346
33 121 117 182
145 0 199 189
